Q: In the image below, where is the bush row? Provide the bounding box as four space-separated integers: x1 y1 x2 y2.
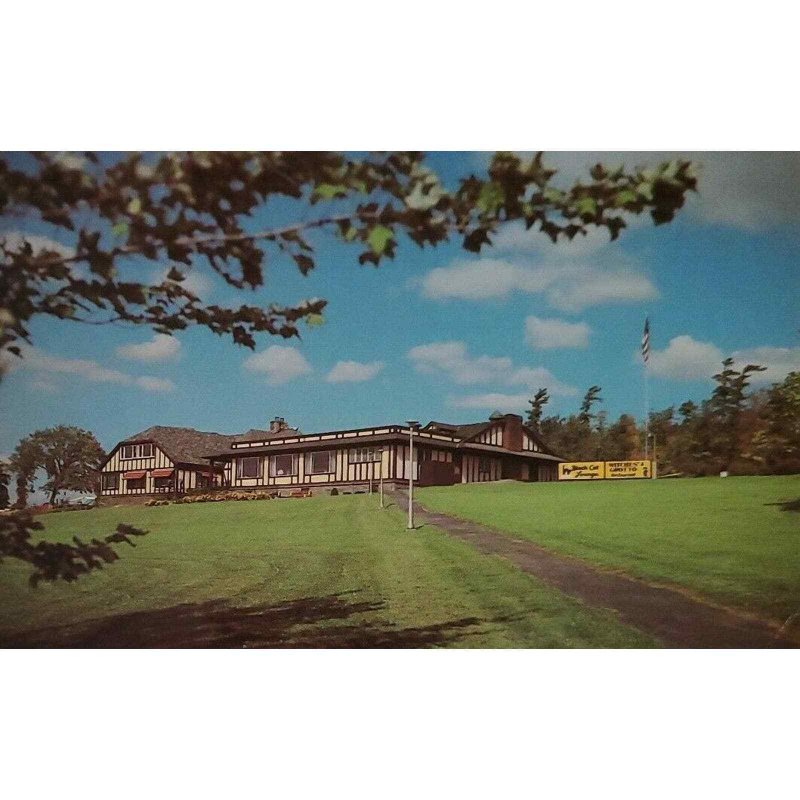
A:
144 491 278 507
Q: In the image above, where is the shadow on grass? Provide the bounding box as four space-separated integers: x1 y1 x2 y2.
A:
765 498 800 513
0 590 488 649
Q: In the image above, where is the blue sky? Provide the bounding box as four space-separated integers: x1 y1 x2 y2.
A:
1 151 799 460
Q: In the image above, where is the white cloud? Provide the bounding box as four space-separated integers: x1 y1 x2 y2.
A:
525 315 590 350
4 345 175 392
407 340 576 396
448 393 533 410
0 231 74 258
422 257 657 312
647 335 724 381
116 334 181 362
647 336 800 384
243 345 312 385
730 346 800 384
326 360 383 383
422 258 554 301
547 270 657 312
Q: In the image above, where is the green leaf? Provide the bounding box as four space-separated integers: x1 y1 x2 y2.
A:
476 182 503 214
126 197 142 215
312 183 348 201
575 197 597 218
367 225 393 256
111 222 128 238
306 313 325 327
614 189 638 207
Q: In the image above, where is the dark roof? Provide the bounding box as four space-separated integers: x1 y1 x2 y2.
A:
425 417 557 456
232 427 300 444
122 426 235 468
424 420 492 440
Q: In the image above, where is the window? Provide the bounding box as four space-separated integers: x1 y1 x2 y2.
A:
478 457 490 474
121 443 154 460
153 477 172 490
308 450 335 474
237 457 261 479
101 473 118 491
349 447 381 464
126 476 146 490
269 454 297 477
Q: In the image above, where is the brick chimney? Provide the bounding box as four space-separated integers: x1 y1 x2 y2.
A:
269 416 288 433
501 413 523 451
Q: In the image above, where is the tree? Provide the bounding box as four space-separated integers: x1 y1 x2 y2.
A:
708 358 766 471
605 414 640 460
527 388 549 429
1 152 697 371
754 372 800 473
0 511 146 587
0 460 10 510
10 426 105 505
578 386 603 426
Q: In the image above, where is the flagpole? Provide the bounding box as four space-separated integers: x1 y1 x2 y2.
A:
642 315 650 460
644 361 650 459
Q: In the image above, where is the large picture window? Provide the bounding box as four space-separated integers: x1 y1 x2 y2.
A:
126 476 146 490
349 447 381 464
269 454 298 477
101 473 118 491
308 450 335 474
237 456 261 479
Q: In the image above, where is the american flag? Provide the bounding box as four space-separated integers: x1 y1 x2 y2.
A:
641 317 650 364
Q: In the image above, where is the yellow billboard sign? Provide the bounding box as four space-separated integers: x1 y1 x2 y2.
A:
605 460 652 479
558 462 604 480
557 460 653 480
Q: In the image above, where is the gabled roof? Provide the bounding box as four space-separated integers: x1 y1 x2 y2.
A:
425 417 557 457
121 426 235 468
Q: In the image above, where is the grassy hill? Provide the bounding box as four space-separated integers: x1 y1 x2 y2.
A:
0 494 655 648
418 475 800 622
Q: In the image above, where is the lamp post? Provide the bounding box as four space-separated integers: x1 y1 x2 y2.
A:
648 432 657 479
406 420 419 529
378 446 385 509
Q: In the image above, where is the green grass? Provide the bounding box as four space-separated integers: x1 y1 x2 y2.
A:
0 495 655 648
419 476 800 622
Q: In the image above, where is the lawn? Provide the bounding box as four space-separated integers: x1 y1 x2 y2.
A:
418 475 800 622
0 494 655 648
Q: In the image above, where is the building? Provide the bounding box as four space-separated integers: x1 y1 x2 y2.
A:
98 418 297 498
99 413 561 499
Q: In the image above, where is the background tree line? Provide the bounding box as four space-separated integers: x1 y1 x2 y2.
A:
528 362 800 476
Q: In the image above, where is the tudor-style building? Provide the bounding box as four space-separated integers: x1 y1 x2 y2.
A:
204 412 560 492
98 413 562 499
99 418 298 498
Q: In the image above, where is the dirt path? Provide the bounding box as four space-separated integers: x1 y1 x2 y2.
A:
391 489 796 648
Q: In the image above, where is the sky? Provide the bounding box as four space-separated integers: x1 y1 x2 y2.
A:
1 151 799 464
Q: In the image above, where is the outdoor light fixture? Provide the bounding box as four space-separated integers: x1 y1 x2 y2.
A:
406 420 420 529
377 446 385 508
